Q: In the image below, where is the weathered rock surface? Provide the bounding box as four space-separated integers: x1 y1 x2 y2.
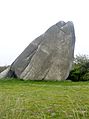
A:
0 21 75 80
0 67 10 79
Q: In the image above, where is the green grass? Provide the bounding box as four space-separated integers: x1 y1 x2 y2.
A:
0 79 89 119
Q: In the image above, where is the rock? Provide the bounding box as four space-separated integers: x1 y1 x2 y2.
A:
0 67 10 79
0 21 75 80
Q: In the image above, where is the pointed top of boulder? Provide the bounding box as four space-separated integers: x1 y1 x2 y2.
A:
60 21 75 34
56 21 66 28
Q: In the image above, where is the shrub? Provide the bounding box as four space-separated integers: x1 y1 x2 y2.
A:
68 55 89 81
82 71 89 81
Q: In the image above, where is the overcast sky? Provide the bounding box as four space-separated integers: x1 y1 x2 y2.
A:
0 0 89 66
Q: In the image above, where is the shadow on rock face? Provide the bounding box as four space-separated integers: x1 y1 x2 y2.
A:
7 70 17 78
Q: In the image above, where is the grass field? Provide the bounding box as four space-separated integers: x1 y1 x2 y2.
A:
0 79 89 119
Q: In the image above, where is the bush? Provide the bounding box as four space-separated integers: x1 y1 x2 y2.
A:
82 72 89 81
68 55 89 81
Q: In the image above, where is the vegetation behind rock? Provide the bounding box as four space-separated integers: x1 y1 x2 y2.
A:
68 55 89 81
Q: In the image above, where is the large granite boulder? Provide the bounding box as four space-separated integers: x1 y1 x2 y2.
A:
0 21 75 80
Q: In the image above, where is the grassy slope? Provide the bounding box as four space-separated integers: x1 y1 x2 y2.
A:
0 79 89 119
